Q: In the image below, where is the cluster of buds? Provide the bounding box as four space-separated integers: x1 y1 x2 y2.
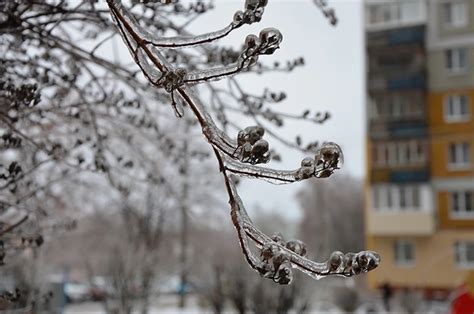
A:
157 68 187 92
258 233 307 285
239 28 283 68
327 250 379 276
296 142 343 180
233 0 268 27
236 126 270 164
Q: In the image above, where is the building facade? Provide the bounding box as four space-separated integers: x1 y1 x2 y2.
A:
365 0 474 297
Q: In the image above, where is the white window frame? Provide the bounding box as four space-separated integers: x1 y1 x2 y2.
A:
394 240 415 267
448 142 471 170
446 48 468 74
443 1 468 29
454 241 474 269
444 94 471 123
372 184 422 212
450 191 474 219
374 141 426 168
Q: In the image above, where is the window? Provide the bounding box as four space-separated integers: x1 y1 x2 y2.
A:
369 3 400 24
372 93 424 121
443 2 468 28
367 1 425 27
448 143 471 169
451 191 474 218
394 240 415 266
446 48 468 73
372 185 422 211
445 95 470 122
374 140 426 167
455 241 474 268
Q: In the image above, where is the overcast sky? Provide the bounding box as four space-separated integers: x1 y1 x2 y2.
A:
191 1 365 220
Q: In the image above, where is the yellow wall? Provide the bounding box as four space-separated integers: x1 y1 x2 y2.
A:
428 90 474 178
438 191 474 229
428 90 474 135
429 135 474 178
368 231 474 289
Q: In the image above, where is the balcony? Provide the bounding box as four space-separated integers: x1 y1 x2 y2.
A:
368 73 425 91
388 120 426 138
388 27 425 45
366 211 435 236
388 73 425 90
367 26 425 47
365 1 426 32
369 120 426 139
370 168 430 183
390 169 429 182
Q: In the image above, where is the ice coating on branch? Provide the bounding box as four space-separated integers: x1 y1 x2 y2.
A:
106 0 381 286
185 29 282 85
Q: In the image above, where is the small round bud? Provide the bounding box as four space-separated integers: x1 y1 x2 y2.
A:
286 240 307 257
301 157 314 168
251 139 269 156
244 34 259 49
328 251 344 272
233 10 244 24
258 28 283 55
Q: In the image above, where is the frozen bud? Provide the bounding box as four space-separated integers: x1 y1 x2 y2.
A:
273 251 289 268
245 34 259 50
246 126 264 144
286 240 307 257
237 130 247 146
356 251 380 272
233 10 244 24
258 28 283 55
251 139 269 156
261 243 278 261
258 262 274 278
296 165 315 181
328 251 344 272
245 0 267 10
271 232 285 245
241 142 253 159
352 260 362 275
317 142 343 168
245 125 264 136
343 253 355 272
274 260 293 285
301 157 314 168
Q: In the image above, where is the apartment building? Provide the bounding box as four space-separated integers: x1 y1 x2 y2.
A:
365 0 474 297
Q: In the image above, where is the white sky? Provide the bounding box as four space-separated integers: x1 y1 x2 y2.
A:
191 1 365 220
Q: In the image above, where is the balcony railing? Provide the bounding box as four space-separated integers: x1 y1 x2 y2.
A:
366 211 434 236
367 26 425 47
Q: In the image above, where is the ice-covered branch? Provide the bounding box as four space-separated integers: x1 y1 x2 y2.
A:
107 0 381 285
184 29 283 84
219 156 379 284
107 0 268 49
224 141 343 184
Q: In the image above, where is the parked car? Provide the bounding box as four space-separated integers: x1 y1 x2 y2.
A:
64 282 90 303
